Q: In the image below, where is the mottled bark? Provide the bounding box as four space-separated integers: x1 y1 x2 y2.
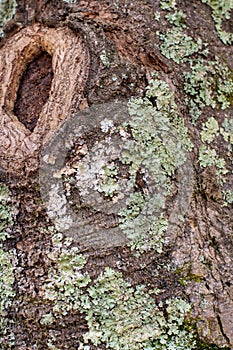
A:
0 1 232 349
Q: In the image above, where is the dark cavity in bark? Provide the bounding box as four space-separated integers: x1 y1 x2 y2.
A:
14 51 53 132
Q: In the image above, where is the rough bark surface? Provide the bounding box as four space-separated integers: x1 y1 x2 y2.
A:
0 0 232 349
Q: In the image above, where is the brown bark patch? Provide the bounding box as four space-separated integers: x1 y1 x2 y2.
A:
0 24 90 173
14 51 53 132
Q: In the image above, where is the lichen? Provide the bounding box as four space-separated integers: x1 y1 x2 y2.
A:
200 117 219 144
0 183 13 241
118 77 192 253
199 145 228 184
159 29 204 63
160 0 177 11
220 117 233 145
200 0 233 44
0 183 15 346
42 246 197 350
0 0 17 37
42 232 90 316
82 268 195 350
184 58 233 123
165 10 187 28
198 117 233 203
100 50 111 68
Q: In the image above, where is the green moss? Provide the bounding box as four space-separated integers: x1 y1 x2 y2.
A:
175 264 203 287
0 0 17 36
201 0 233 44
159 28 204 63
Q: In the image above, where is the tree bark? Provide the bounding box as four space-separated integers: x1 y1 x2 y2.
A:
0 0 232 349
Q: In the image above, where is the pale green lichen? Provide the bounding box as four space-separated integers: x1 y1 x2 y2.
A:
200 117 219 144
118 78 192 253
43 250 197 350
222 189 233 204
165 10 187 28
119 195 167 254
160 0 177 11
0 0 17 37
159 29 204 63
199 117 233 203
184 58 233 123
201 0 233 44
99 163 119 198
42 233 90 316
66 78 192 255
220 117 233 145
154 11 161 21
199 145 228 184
0 248 15 331
82 268 195 350
0 184 13 241
0 183 15 345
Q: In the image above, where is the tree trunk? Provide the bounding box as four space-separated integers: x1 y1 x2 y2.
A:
0 0 232 349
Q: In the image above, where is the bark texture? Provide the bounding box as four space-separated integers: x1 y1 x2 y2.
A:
0 0 232 349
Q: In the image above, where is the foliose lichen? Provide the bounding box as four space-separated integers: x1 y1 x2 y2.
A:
160 0 177 11
42 236 197 350
199 145 228 184
118 77 192 253
201 0 233 44
81 268 195 350
0 184 13 241
159 29 204 63
165 10 187 28
0 183 15 345
184 58 233 123
200 117 219 144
